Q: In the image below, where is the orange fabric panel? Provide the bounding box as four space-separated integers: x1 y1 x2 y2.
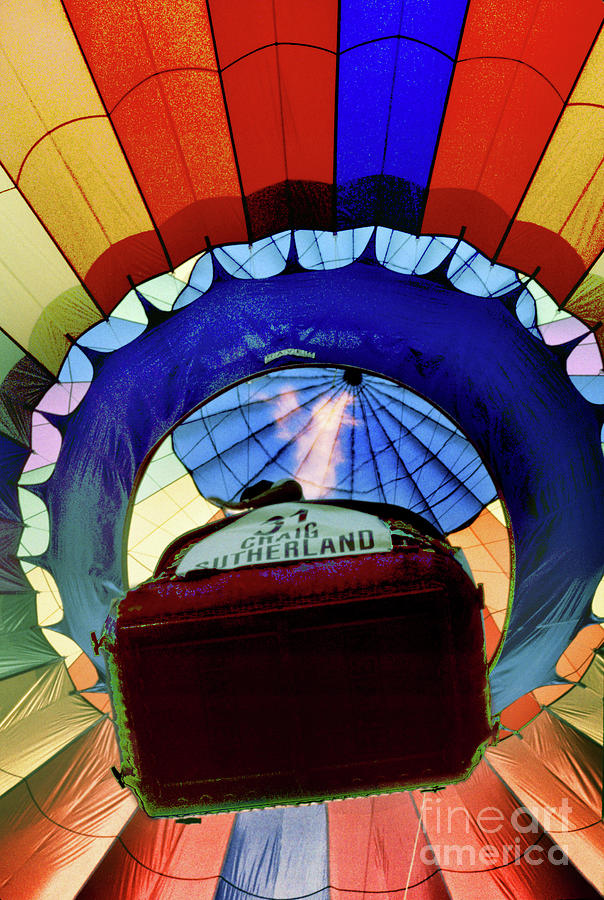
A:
0 720 135 900
422 0 602 260
77 807 235 899
64 0 248 259
327 794 449 899
487 710 604 889
499 692 541 732
418 756 602 898
449 506 511 634
483 609 503 663
556 622 604 681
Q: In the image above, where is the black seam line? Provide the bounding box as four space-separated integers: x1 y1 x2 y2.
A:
354 386 392 506
0 325 56 382
271 0 290 208
205 0 253 242
0 159 106 325
16 116 106 185
409 793 454 900
132 3 197 206
107 65 216 114
4 45 121 290
331 0 342 230
419 0 472 234
195 378 338 495
287 382 350 485
220 41 336 73
0 715 115 840
378 0 406 191
341 33 453 62
362 381 484 513
493 18 604 265
186 377 330 472
456 55 565 102
59 0 173 271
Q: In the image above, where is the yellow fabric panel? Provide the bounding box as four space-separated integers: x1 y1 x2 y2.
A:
0 660 69 731
565 251 604 353
0 720 136 900
127 472 218 586
0 0 154 282
0 662 63 728
0 664 102 796
549 654 603 746
0 170 92 371
514 32 604 268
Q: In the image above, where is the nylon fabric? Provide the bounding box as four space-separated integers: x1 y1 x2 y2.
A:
0 668 102 796
549 653 603 745
77 808 234 899
0 630 60 681
214 806 329 900
418 751 601 899
487 710 604 889
327 794 449 898
0 719 135 900
39 265 604 710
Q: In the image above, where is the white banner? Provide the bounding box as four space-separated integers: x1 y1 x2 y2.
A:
176 502 393 576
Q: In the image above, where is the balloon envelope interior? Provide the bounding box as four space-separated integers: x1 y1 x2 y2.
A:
0 0 603 896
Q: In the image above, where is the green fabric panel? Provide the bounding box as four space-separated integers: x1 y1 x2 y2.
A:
134 440 188 502
0 688 102 797
0 357 54 445
549 653 603 746
0 553 31 594
0 628 60 680
0 335 24 385
27 286 100 376
0 659 66 727
16 488 49 557
0 592 38 631
18 464 55 486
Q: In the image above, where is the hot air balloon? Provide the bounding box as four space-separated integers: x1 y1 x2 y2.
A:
0 0 602 897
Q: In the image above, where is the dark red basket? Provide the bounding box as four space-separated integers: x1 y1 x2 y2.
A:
102 501 491 816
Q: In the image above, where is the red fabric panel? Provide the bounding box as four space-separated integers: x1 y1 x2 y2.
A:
210 0 337 194
495 221 587 301
209 0 337 69
64 0 247 259
422 0 602 258
418 757 602 899
77 808 235 899
83 230 172 314
328 794 450 899
0 720 135 900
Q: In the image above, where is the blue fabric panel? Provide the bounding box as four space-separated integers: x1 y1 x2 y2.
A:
339 0 468 58
172 370 495 533
336 0 467 232
41 264 604 712
338 41 454 186
215 806 329 900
